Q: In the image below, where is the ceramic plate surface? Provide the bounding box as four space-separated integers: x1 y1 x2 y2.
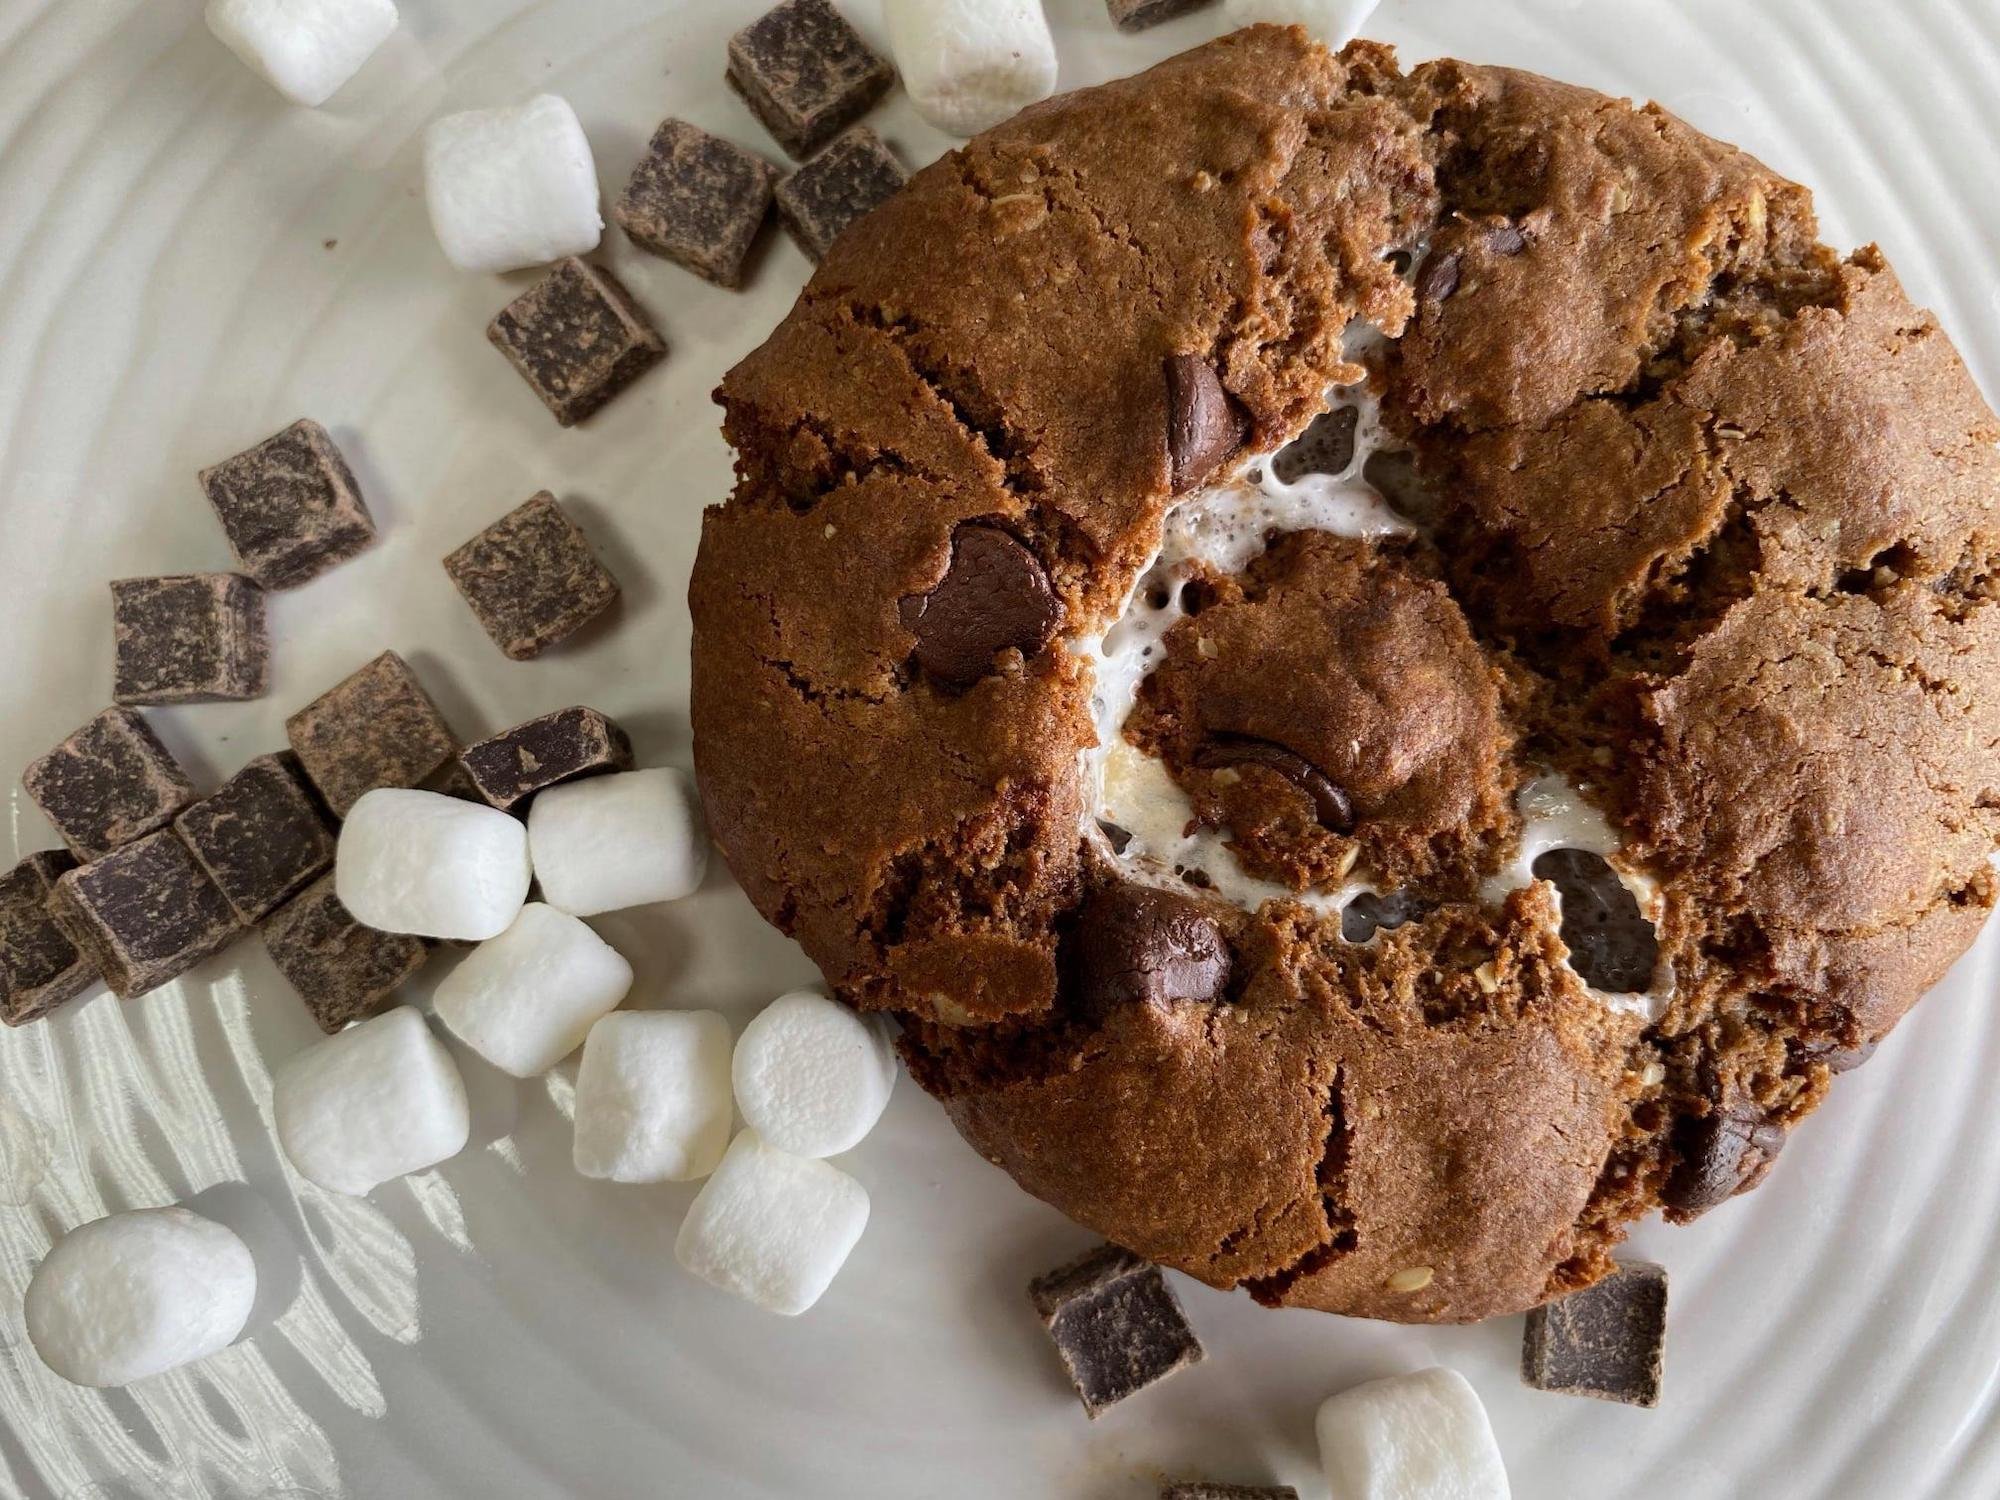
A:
3 2 2000 1496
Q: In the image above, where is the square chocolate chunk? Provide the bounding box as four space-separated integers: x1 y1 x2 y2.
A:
1106 0 1216 31
112 573 268 705
487 258 666 427
1162 1487 1298 1500
727 0 894 160
175 752 336 924
285 651 458 816
775 127 907 262
443 494 621 660
1 852 97 1026
1522 1259 1668 1407
49 830 241 999
616 119 777 288
460 706 634 809
24 707 198 861
198 419 377 589
1029 1243 1204 1417
261 874 428 1034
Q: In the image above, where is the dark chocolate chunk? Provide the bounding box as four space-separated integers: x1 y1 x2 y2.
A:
1521 1260 1668 1407
1271 406 1359 484
419 757 487 803
24 707 198 861
460 706 634 809
174 752 336 924
1662 1105 1784 1217
48 830 241 999
1030 1242 1203 1417
1802 1034 1878 1074
1416 248 1462 304
1162 1487 1298 1500
1361 448 1442 525
1196 736 1354 834
1106 0 1216 31
444 493 621 661
615 119 777 288
1531 848 1658 993
774 126 907 261
285 651 458 816
111 574 268 705
1339 888 1425 944
1071 883 1230 1018
487 258 667 427
1487 220 1528 255
726 0 894 160
900 524 1061 687
1165 354 1247 494
198 419 377 589
1 852 97 1025
260 874 429 1034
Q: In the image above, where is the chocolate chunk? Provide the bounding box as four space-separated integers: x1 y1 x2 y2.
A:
487 258 666 427
111 574 268 705
1522 1260 1668 1407
1662 1105 1784 1217
444 493 621 661
174 752 336 924
1340 888 1425 944
1 852 97 1026
1029 1242 1203 1417
1416 248 1462 304
1164 354 1247 494
260 874 429 1034
1487 220 1528 255
901 524 1061 686
1361 448 1442 525
1071 883 1230 1018
1803 1035 1878 1074
615 118 777 288
460 706 634 809
198 419 377 589
285 651 458 816
1531 848 1658 993
48 830 241 999
1162 1487 1297 1500
1106 0 1215 31
775 126 907 261
1195 736 1354 834
726 0 894 160
1271 406 1359 484
418 758 486 803
24 707 198 862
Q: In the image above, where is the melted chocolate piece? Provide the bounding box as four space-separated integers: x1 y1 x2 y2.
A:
901 524 1061 686
1070 883 1231 1018
1532 848 1658 993
1196 736 1355 834
1340 888 1424 944
1662 1106 1785 1217
1164 354 1247 494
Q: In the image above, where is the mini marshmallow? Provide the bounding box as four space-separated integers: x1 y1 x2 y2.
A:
731 990 895 1158
528 768 707 917
26 1207 256 1388
273 1006 471 1195
882 0 1058 137
433 903 632 1077
573 1010 733 1182
674 1131 869 1315
206 0 398 107
424 95 603 273
1222 0 1380 47
335 787 531 942
1316 1367 1511 1500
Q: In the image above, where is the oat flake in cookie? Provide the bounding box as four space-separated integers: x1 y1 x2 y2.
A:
688 27 2000 1323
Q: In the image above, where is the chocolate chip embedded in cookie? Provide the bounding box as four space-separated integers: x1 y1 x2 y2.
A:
1165 354 1248 494
1069 883 1232 1020
900 524 1062 686
1195 737 1355 835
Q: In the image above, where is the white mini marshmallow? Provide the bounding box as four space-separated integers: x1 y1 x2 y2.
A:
882 0 1058 137
528 768 708 917
26 1207 257 1388
731 991 895 1159
273 1007 471 1196
424 94 603 273
674 1131 869 1315
335 787 531 942
433 903 632 1077
206 0 398 107
1223 0 1380 47
1317 1367 1511 1500
573 1010 733 1183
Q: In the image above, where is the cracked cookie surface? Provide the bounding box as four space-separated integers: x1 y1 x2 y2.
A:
688 26 2000 1322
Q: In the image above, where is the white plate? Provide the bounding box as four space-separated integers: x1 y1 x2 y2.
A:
3 1 1998 1496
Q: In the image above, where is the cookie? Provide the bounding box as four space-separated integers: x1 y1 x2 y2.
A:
688 29 2000 1322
